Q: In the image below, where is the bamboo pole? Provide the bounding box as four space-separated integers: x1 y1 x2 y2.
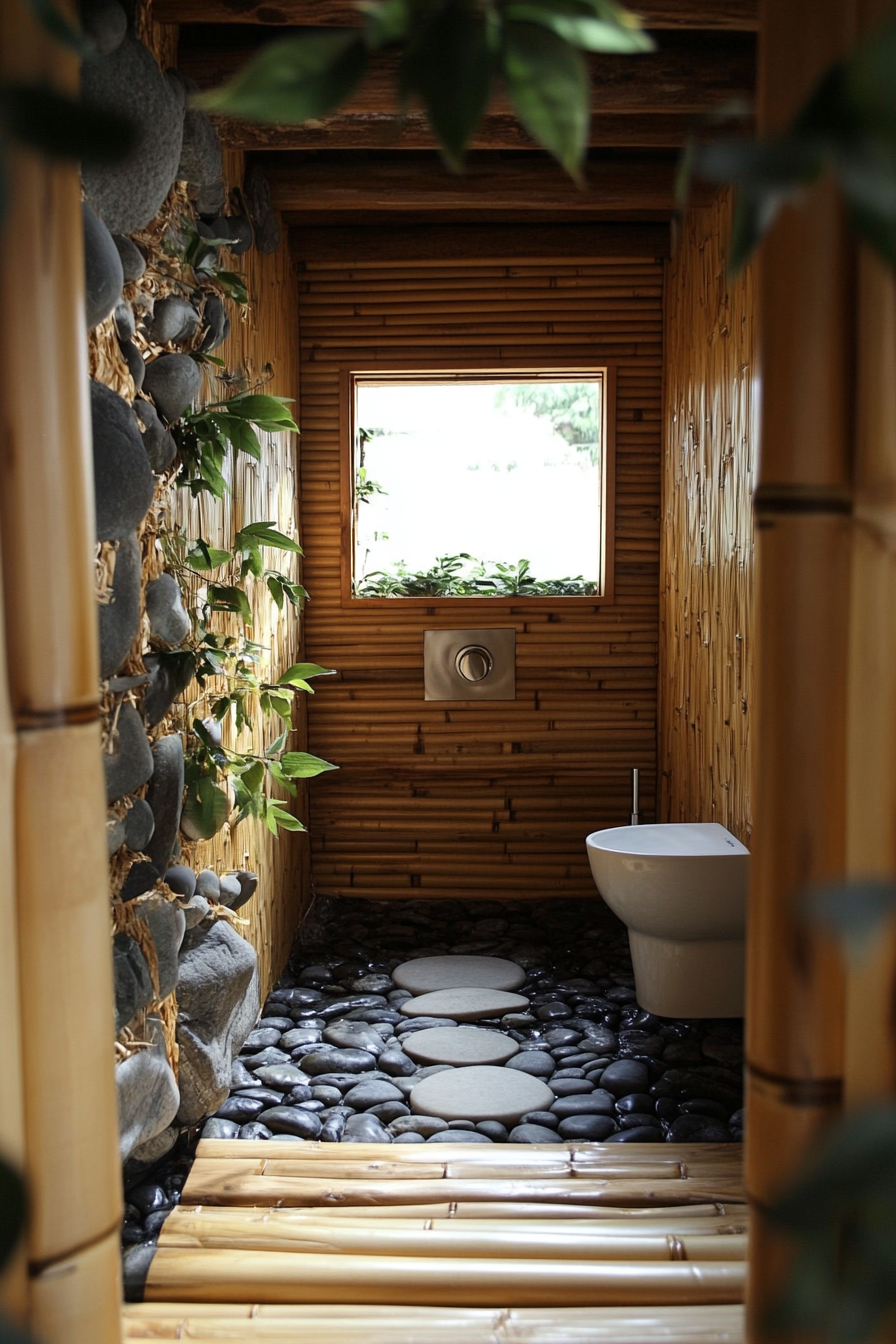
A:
0 3 123 1341
745 0 857 1331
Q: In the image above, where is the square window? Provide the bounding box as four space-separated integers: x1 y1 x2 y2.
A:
346 368 615 602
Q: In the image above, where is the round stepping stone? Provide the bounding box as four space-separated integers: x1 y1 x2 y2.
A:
393 955 526 994
401 989 529 1022
403 1027 519 1067
410 1065 553 1125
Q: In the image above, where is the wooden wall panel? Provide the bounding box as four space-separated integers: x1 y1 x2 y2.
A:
296 247 664 901
171 149 309 999
659 191 756 844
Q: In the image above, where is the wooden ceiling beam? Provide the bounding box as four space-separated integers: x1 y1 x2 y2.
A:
180 31 755 117
216 110 750 152
158 0 758 29
289 221 672 264
264 154 709 213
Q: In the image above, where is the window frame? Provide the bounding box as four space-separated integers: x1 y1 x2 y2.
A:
338 359 617 609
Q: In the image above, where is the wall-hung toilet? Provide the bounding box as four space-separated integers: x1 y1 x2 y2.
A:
585 822 749 1019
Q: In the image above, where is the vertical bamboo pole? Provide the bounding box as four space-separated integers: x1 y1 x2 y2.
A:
745 0 857 1332
0 3 123 1342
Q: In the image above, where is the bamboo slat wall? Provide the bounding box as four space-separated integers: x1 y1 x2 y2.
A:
659 192 756 844
170 149 308 999
296 246 663 901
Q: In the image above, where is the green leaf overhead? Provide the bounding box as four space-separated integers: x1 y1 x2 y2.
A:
277 662 336 688
182 777 230 840
195 28 369 124
280 751 339 779
504 0 653 53
501 21 590 182
399 0 494 172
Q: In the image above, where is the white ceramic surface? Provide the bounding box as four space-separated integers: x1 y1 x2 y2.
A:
585 822 749 1018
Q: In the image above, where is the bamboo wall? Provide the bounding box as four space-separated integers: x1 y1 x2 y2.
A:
659 192 756 845
296 246 663 901
171 148 308 999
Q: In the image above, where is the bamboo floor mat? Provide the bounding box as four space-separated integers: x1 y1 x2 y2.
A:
128 1140 746 1340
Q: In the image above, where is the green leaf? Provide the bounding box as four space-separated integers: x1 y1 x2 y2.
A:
0 85 136 162
242 759 266 796
268 760 298 796
236 522 303 553
225 394 298 427
399 0 493 172
192 717 219 751
196 29 369 125
265 730 288 758
182 777 230 840
504 2 653 52
358 0 413 47
212 414 262 461
268 804 307 833
239 544 264 580
277 662 336 686
268 693 294 723
24 0 92 54
280 751 338 779
187 540 231 572
213 271 249 306
501 22 589 181
208 584 253 624
267 574 285 610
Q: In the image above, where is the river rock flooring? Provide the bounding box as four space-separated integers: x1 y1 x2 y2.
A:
205 896 745 1147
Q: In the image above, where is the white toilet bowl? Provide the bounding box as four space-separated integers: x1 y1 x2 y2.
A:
585 822 749 1018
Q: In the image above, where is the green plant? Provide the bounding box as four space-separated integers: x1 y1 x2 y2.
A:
495 381 601 462
354 552 598 596
174 393 299 497
163 220 250 306
195 0 652 181
683 12 896 273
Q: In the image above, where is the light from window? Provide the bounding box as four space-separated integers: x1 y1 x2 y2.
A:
351 373 605 598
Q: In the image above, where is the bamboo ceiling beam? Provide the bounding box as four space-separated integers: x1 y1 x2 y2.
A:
158 0 758 27
179 33 755 118
265 156 702 214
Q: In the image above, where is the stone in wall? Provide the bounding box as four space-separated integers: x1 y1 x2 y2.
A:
116 1015 179 1163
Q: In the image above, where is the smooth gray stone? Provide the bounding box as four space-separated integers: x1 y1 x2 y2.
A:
311 1086 343 1107
508 1124 564 1144
142 353 201 424
392 1131 425 1143
144 735 183 871
343 1080 403 1111
195 177 226 217
91 380 155 541
519 1111 559 1130
388 1115 448 1137
367 1101 409 1124
582 1026 618 1053
323 1021 386 1056
230 871 258 911
253 1065 310 1091
302 1049 377 1076
240 1123 273 1140
320 1114 347 1142
211 214 253 254
243 162 281 254
243 1048 290 1069
113 235 146 285
201 1117 239 1139
261 1013 298 1031
178 100 222 188
164 865 195 899
107 812 127 855
198 293 229 353
426 1130 493 1144
105 702 153 804
175 920 259 1125
181 894 210 929
603 1127 665 1143
143 653 193 729
257 1107 321 1139
217 874 243 908
558 1114 618 1141
99 531 141 678
114 301 135 341
146 574 191 647
667 1115 732 1143
351 974 394 994
136 893 186 1000
128 1122 178 1170
378 1047 417 1077
81 0 127 54
113 933 153 1031
550 1091 616 1120
117 1017 179 1162
195 869 221 902
280 1028 322 1051
342 1113 391 1144
83 201 123 328
230 1060 256 1089
125 797 155 852
119 338 146 391
82 35 184 234
120 860 159 903
476 1120 509 1141
122 1242 158 1301
506 1051 555 1079
244 1028 282 1051
549 1078 595 1098
145 297 201 346
600 1060 650 1099
134 397 176 473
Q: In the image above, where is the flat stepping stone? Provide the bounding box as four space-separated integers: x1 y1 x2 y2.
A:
402 1026 519 1067
401 989 529 1021
393 955 526 994
410 1065 554 1125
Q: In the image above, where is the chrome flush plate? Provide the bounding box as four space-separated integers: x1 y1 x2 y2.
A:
424 628 516 701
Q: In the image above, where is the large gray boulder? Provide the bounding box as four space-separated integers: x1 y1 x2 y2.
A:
99 531 141 678
146 574 190 646
142 353 201 424
135 892 186 1000
105 702 154 803
80 0 127 55
144 734 184 871
175 921 259 1125
113 933 153 1032
81 35 184 234
83 201 123 328
91 380 155 542
117 1016 180 1162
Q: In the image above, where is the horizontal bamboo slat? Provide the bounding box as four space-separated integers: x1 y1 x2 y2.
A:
298 248 662 900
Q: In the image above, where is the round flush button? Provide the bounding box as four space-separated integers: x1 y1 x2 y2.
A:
455 645 493 682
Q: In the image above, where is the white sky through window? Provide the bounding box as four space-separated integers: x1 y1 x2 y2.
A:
354 379 602 590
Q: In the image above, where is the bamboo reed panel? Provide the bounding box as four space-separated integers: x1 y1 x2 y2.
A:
195 1139 740 1168
160 1208 747 1262
658 192 755 845
123 1302 746 1344
297 247 660 900
168 148 308 1000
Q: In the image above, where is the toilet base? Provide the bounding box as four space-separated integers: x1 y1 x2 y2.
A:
627 931 745 1018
